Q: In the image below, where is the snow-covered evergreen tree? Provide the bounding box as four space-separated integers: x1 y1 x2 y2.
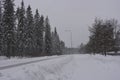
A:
25 5 35 56
44 17 52 56
86 18 114 55
34 9 44 56
2 0 16 57
0 0 66 57
39 15 44 55
52 27 61 55
16 0 26 56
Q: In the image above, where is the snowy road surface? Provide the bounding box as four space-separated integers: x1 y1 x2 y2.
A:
0 54 120 80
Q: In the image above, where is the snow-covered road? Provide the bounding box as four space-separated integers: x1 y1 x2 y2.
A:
0 54 120 80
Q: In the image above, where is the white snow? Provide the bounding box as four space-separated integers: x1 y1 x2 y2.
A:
0 56 8 61
0 56 58 68
0 54 120 80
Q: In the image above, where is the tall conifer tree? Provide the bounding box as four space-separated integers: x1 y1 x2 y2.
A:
16 0 26 56
25 5 34 56
34 9 44 56
52 27 61 55
2 0 15 57
44 17 52 56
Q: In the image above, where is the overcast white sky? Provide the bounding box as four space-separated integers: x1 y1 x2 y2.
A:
15 0 120 48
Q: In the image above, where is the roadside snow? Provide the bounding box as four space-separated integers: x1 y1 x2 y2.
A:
0 56 8 61
0 55 72 80
0 56 58 68
0 54 120 80
62 54 120 80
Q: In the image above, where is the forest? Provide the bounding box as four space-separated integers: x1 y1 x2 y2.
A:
0 0 65 58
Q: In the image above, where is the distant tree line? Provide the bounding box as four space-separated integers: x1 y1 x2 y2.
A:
0 0 65 58
79 18 120 56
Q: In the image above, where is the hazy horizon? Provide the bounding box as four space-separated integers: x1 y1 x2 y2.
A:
15 0 120 48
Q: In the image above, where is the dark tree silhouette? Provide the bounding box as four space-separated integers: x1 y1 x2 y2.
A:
2 0 16 57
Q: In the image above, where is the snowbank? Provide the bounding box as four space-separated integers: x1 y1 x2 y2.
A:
0 56 8 61
0 55 72 80
0 54 120 80
0 56 58 68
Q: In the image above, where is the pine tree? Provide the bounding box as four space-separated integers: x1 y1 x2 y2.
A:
44 17 52 56
2 0 15 57
25 5 35 56
89 19 103 53
16 0 26 56
34 9 44 56
102 20 114 55
86 18 114 55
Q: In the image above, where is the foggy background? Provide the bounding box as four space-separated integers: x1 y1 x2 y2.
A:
15 0 120 48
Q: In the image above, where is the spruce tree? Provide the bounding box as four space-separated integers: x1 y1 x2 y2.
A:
55 28 62 55
25 5 35 56
2 0 15 57
34 9 44 56
44 17 52 56
39 15 44 55
52 27 61 55
16 0 26 56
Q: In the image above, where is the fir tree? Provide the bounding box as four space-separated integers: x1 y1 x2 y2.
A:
25 5 35 56
44 17 52 56
2 0 15 57
16 0 26 56
34 9 44 56
39 15 44 55
52 27 61 55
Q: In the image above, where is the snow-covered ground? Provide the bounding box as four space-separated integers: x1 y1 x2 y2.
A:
0 56 8 61
0 56 59 68
0 54 120 80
